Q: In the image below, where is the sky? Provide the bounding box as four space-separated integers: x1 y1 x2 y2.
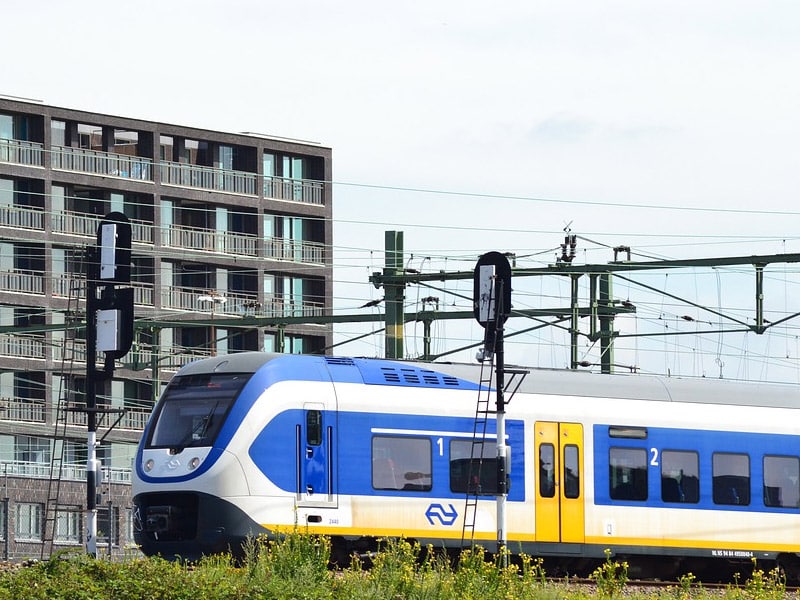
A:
5 0 800 382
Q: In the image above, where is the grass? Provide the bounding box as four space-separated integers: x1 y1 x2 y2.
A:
0 534 789 600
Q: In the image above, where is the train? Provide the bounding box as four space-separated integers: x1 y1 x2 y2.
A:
132 351 800 579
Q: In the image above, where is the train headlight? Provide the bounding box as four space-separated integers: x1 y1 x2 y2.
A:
144 459 154 472
189 457 200 470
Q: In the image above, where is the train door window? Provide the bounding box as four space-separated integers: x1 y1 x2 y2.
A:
539 443 556 498
372 436 432 491
306 410 322 446
661 450 700 503
563 444 580 499
449 440 497 495
712 452 750 506
609 447 647 501
763 455 800 508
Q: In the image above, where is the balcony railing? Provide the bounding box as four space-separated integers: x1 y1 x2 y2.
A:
0 204 45 231
265 237 325 264
0 138 45 167
0 461 131 484
0 397 46 423
52 210 152 243
0 334 47 359
161 223 258 257
51 274 153 306
162 286 258 313
0 269 45 295
264 175 324 205
161 286 324 318
52 145 153 180
160 161 257 195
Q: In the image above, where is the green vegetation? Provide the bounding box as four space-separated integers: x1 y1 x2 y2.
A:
0 535 789 600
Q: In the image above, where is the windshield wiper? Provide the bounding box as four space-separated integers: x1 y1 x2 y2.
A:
171 401 219 452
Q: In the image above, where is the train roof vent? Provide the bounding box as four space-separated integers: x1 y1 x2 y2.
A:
325 357 356 367
441 375 460 386
381 367 401 383
400 368 421 384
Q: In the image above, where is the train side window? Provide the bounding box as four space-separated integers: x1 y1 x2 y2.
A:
306 410 322 446
372 436 432 492
564 444 580 499
539 443 556 498
763 455 800 508
712 452 750 506
609 447 648 501
661 450 700 503
449 440 497 495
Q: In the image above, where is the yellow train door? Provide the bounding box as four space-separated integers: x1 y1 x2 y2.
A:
534 421 584 543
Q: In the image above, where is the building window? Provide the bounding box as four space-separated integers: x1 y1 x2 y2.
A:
609 447 647 501
763 455 800 508
372 436 431 491
55 509 81 543
16 503 42 541
98 505 120 546
712 452 750 505
16 435 50 464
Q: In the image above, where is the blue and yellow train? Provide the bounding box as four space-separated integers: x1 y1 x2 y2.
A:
132 352 800 578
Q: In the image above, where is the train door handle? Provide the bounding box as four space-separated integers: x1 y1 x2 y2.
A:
306 448 313 458
306 485 314 495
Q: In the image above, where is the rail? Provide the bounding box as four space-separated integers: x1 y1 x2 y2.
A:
0 204 44 230
264 175 325 205
0 138 44 167
52 145 153 180
160 161 257 195
0 460 131 483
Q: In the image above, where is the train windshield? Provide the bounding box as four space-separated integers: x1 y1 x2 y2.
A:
146 372 250 450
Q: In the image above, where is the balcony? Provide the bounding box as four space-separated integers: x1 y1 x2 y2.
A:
162 286 324 318
52 210 153 244
161 223 258 257
1 139 326 206
0 138 44 167
51 274 153 306
0 334 47 359
52 145 153 181
264 175 324 205
265 237 325 264
0 460 131 484
0 204 45 231
0 269 45 295
0 397 46 423
160 160 257 196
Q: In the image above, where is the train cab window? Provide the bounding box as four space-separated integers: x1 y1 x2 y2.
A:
763 455 800 508
146 373 249 450
450 440 497 495
372 436 432 492
564 444 580 499
661 450 700 503
539 443 556 498
712 453 750 506
609 447 647 501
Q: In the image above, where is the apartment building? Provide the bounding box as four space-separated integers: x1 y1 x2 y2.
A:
0 96 333 558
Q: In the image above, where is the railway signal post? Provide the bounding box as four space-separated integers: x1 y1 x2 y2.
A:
473 252 512 561
85 212 134 557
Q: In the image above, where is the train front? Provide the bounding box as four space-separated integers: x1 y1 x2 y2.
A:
132 355 271 559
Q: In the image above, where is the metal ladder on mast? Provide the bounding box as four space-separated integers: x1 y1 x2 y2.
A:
460 347 496 548
41 273 85 559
